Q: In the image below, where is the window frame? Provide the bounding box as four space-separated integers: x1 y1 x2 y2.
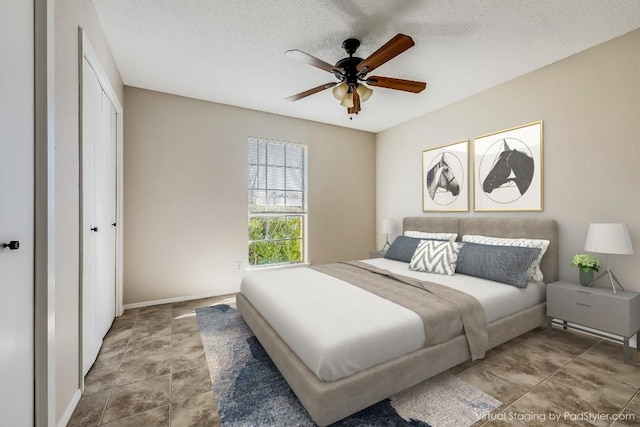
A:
247 137 308 268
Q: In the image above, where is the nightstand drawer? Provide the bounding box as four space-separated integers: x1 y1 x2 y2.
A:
548 286 627 311
547 298 629 336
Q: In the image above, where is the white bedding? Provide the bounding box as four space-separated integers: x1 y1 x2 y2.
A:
241 266 424 381
240 259 546 382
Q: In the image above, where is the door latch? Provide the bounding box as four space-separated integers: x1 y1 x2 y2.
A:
2 241 20 250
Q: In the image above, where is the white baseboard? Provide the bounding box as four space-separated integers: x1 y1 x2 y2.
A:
122 289 237 311
57 388 81 427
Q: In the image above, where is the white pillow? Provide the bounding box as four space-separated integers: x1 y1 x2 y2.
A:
461 235 550 282
409 240 460 276
404 230 457 241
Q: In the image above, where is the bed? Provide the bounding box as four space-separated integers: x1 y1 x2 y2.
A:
237 217 558 426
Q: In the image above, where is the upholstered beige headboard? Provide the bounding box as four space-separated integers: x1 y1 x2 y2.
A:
402 217 559 284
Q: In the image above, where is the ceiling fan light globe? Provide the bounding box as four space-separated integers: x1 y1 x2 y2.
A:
340 93 354 108
332 83 348 101
356 84 373 102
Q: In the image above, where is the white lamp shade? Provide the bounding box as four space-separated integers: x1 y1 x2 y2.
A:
584 223 634 255
356 84 373 102
379 219 392 235
340 93 354 108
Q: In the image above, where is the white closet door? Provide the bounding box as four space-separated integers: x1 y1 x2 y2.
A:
82 58 117 376
0 1 34 424
82 58 98 376
94 88 117 342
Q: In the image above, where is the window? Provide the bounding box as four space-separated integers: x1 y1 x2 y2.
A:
248 137 307 267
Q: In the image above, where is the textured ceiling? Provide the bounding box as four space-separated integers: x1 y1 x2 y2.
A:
91 0 640 133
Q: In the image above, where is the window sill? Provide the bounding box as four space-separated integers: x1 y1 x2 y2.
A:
244 262 309 272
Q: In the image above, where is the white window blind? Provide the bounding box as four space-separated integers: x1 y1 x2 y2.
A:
248 137 306 213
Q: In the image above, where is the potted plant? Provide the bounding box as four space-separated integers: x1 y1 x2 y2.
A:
571 254 600 286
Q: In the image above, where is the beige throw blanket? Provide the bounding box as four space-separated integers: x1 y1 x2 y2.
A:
311 261 488 360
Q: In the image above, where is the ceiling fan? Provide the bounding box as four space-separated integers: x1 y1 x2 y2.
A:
285 34 426 115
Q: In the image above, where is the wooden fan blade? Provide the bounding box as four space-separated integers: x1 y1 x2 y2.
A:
285 49 344 74
366 76 426 93
348 89 361 114
285 82 337 102
356 34 415 75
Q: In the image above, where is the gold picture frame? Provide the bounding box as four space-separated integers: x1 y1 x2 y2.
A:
472 121 543 212
422 140 469 212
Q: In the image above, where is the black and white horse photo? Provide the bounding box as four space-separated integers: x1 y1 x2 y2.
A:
426 153 460 201
481 140 534 201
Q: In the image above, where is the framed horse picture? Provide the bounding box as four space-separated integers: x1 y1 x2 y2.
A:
422 140 469 212
473 121 543 212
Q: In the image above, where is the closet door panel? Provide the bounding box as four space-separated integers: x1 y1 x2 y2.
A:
94 89 117 341
81 59 99 376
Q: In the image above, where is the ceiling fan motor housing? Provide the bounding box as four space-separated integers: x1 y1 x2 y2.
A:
336 38 364 87
334 56 363 86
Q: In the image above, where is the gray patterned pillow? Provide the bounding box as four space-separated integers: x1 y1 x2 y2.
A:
461 235 549 282
456 242 541 288
383 236 423 263
409 240 460 275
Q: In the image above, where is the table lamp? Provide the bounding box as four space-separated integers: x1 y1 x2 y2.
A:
584 223 634 294
380 219 392 250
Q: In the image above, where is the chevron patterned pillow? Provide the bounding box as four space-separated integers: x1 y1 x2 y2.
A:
409 240 459 275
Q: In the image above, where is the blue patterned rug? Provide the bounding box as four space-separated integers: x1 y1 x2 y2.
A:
196 304 501 427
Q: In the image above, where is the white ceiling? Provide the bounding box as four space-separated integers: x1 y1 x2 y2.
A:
91 0 640 133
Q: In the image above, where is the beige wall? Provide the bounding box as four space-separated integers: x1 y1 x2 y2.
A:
377 30 640 291
55 0 124 422
123 87 376 304
50 5 637 419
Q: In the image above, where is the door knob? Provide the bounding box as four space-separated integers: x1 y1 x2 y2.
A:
2 241 20 250
91 227 98 232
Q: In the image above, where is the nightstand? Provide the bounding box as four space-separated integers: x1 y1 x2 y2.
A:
368 250 386 259
546 280 640 364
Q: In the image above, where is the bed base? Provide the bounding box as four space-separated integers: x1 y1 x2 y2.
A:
237 293 546 426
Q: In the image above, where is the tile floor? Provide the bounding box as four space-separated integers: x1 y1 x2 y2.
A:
69 295 639 426
67 295 234 426
455 327 640 427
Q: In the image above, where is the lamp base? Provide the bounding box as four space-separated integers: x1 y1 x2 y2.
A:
381 233 391 251
588 268 625 294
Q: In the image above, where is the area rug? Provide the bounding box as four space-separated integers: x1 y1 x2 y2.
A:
196 304 501 427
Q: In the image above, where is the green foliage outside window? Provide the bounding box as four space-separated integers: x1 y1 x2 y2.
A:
248 216 303 265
